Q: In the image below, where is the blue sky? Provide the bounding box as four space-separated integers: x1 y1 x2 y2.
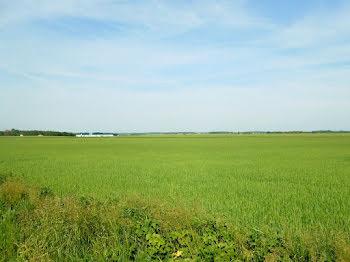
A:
0 0 349 132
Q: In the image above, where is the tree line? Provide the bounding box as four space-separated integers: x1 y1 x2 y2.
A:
0 129 75 136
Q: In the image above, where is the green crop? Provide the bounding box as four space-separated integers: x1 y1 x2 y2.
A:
0 175 349 261
0 134 349 260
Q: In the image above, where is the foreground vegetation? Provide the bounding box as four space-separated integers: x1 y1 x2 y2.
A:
0 134 349 260
1 173 349 261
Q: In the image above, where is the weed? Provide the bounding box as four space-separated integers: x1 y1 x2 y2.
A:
0 176 349 261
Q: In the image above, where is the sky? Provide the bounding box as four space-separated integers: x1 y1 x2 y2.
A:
0 0 349 133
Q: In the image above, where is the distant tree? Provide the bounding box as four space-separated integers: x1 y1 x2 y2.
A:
0 129 75 136
11 129 21 136
4 130 12 136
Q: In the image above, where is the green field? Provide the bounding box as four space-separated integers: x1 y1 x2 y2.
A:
1 134 350 235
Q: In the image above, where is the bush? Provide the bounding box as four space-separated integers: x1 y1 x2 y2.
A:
0 175 349 261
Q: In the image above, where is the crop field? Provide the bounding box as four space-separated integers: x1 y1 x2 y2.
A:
1 134 350 260
1 134 350 232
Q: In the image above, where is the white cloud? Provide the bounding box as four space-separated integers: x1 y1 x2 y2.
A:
0 0 349 131
269 2 350 49
0 1 215 29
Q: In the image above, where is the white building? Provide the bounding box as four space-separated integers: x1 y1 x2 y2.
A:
76 133 114 137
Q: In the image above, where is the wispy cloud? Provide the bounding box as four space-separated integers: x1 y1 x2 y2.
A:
269 2 350 49
0 0 349 131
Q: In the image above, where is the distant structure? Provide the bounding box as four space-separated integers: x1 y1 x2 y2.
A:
76 133 114 137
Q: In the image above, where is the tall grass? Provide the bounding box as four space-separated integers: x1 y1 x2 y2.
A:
0 134 350 260
1 173 349 261
1 135 349 233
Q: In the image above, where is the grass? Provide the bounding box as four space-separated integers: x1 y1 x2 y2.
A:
0 134 350 260
1 174 349 261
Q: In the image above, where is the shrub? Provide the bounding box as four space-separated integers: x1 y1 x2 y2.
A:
0 174 349 261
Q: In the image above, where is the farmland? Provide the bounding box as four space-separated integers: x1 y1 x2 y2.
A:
1 134 350 260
